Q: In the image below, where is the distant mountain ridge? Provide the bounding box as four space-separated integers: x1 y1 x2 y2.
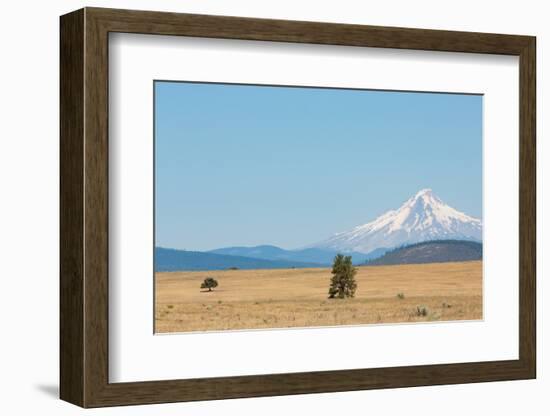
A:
155 247 323 272
310 189 482 254
365 240 482 266
209 245 383 265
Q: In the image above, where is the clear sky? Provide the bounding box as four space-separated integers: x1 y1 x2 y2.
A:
155 81 482 251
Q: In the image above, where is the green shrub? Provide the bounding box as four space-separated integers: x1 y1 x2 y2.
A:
200 277 219 292
415 305 429 317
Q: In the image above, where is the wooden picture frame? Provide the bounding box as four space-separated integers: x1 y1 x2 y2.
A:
60 7 536 408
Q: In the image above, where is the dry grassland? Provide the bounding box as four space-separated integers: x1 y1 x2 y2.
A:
155 260 482 333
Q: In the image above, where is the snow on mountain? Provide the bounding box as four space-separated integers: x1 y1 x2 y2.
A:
311 189 482 254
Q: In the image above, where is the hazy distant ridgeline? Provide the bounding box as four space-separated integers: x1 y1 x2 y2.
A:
155 247 323 272
209 245 381 265
155 240 481 272
155 246 385 272
366 240 482 266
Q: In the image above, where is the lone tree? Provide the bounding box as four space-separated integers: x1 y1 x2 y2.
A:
328 254 357 299
200 277 219 292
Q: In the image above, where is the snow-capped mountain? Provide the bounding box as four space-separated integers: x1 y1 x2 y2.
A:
311 189 482 254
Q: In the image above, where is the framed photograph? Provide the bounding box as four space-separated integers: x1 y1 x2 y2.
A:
60 7 536 408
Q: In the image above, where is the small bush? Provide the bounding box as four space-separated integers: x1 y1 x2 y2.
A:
415 306 429 317
442 302 452 308
201 277 219 292
167 304 174 309
397 293 405 300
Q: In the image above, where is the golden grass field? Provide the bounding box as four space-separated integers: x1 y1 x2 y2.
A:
155 260 482 333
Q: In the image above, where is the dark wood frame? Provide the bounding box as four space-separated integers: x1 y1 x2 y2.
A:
60 7 536 408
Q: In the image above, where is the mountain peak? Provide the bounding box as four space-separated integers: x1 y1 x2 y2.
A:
403 188 445 212
415 188 433 197
409 188 440 205
311 189 482 254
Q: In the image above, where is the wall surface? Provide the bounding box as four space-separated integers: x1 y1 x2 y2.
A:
0 0 546 414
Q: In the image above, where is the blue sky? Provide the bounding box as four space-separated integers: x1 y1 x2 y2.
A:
155 81 482 251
